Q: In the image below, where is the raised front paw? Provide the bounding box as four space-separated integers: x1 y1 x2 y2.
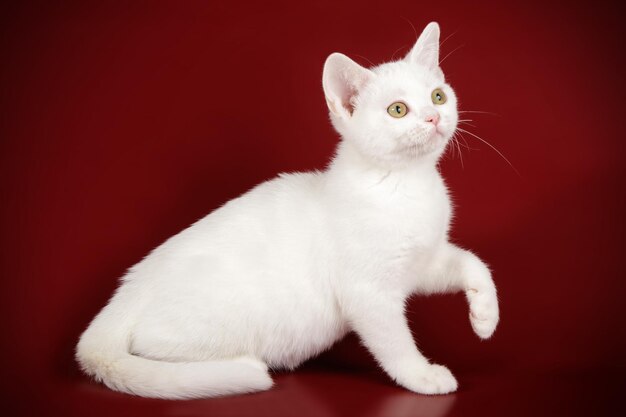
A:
404 364 458 395
467 287 499 339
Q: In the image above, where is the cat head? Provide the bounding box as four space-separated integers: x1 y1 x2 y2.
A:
323 22 458 167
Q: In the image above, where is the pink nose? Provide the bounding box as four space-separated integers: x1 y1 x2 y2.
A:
425 114 440 125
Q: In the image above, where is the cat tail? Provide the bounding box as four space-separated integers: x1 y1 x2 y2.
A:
74 294 273 399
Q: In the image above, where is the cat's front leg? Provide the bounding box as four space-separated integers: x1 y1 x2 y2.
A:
424 244 500 339
343 286 458 394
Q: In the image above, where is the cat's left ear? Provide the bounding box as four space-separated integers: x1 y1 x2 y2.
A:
323 53 374 119
405 22 442 76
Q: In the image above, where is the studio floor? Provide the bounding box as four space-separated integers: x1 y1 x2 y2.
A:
12 364 622 417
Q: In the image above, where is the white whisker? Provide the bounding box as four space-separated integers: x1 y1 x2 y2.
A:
391 45 409 60
439 43 465 65
456 133 475 151
458 121 477 128
454 134 464 168
400 16 419 42
440 30 459 48
458 110 499 116
354 54 375 67
456 127 520 176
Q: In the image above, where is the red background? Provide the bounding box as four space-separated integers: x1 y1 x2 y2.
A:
1 1 624 416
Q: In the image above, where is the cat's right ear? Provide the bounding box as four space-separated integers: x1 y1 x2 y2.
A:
322 53 374 119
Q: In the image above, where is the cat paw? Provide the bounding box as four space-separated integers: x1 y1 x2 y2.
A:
404 364 458 395
467 288 499 339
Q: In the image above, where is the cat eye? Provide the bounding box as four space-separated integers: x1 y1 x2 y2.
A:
387 102 408 118
431 88 447 105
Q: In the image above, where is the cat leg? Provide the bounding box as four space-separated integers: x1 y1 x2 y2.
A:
420 243 500 339
344 287 458 394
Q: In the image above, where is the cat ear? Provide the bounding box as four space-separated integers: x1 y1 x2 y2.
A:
322 53 374 119
405 22 440 70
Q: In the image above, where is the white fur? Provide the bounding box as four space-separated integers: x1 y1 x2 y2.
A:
76 22 499 399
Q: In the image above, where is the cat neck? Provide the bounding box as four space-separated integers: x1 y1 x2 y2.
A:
326 139 441 187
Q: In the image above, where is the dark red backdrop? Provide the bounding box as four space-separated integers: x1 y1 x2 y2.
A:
1 1 624 416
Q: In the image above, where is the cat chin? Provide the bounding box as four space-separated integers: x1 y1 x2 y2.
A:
396 134 449 160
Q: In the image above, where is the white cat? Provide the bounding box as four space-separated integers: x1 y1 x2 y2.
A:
76 22 499 399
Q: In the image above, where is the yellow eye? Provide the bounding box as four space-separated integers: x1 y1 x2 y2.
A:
387 102 408 118
431 88 447 105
